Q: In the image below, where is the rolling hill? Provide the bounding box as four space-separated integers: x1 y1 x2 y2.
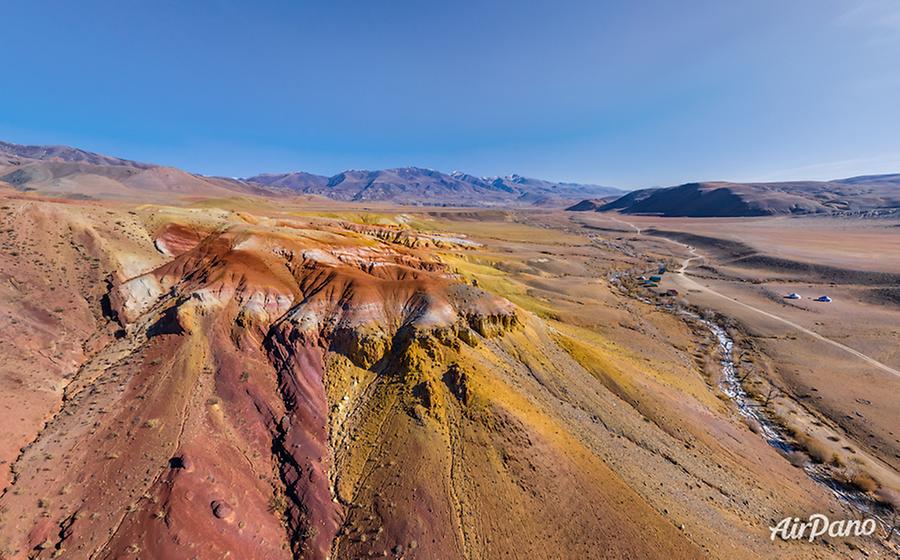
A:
569 178 900 217
0 141 272 200
0 140 153 169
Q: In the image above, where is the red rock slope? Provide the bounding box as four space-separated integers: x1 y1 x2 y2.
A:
0 203 708 559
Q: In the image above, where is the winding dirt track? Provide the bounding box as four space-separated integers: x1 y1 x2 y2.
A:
610 215 900 379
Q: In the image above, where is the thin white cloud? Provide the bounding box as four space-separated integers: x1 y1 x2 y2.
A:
757 154 900 182
836 0 900 44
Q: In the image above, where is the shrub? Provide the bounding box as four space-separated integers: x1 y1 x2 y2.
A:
269 493 288 516
843 468 879 494
793 432 833 464
875 488 900 510
784 451 807 468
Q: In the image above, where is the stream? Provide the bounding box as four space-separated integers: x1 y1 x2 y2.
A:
703 318 893 534
605 224 895 547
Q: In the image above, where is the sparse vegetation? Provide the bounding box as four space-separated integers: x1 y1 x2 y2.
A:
839 467 879 494
793 431 840 466
268 493 288 516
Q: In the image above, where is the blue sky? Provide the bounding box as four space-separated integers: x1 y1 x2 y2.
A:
1 0 899 188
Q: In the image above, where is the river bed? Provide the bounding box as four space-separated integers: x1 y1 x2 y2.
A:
703 318 892 536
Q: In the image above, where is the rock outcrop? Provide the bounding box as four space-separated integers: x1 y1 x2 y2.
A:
0 213 527 560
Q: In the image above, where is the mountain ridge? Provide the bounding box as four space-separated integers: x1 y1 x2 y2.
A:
0 139 154 169
243 167 622 206
0 139 621 207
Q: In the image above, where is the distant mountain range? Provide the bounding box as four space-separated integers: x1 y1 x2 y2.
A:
568 179 900 217
4 140 899 214
0 140 621 207
243 169 621 206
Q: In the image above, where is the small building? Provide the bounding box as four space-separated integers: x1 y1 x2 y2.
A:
643 282 658 288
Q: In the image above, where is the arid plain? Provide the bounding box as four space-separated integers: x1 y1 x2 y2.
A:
0 173 897 559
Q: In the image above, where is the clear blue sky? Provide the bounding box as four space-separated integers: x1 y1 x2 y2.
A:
2 0 899 188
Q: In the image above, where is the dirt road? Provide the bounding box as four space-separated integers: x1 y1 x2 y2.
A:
614 215 900 379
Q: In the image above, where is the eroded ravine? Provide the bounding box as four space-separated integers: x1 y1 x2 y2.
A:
265 326 343 558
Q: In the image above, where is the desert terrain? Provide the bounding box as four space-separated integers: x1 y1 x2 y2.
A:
0 167 897 559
